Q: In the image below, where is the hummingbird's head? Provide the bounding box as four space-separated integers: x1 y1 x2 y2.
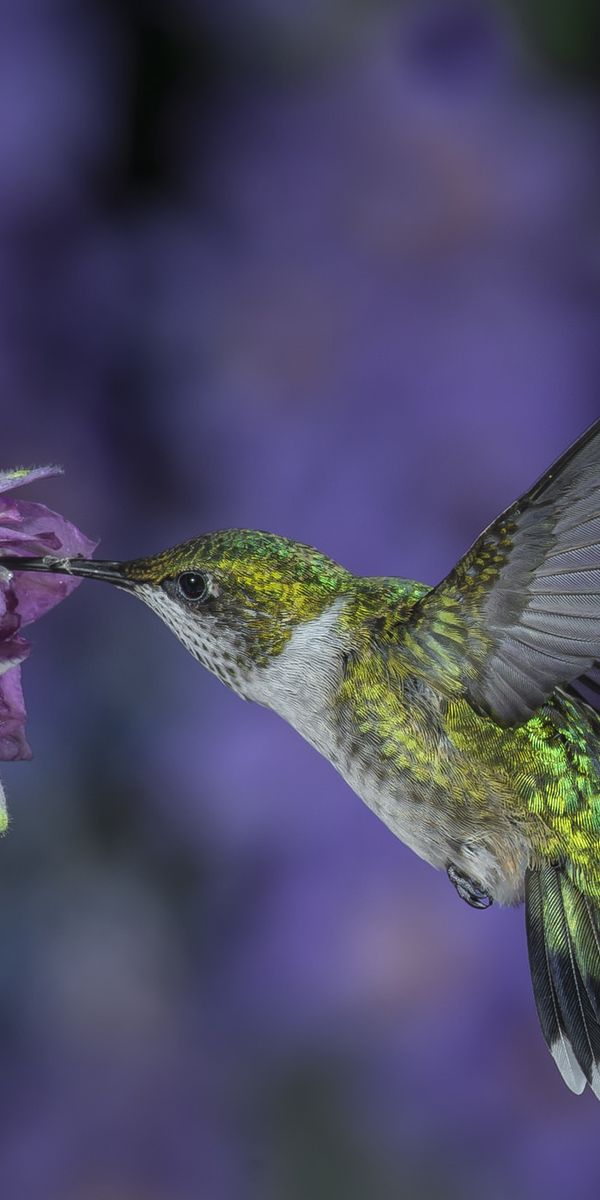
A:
2 530 353 700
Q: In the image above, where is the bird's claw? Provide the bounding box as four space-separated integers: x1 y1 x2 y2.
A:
447 864 492 909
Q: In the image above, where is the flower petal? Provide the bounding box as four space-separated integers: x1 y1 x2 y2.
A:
0 500 97 626
0 667 32 761
0 636 30 675
0 469 97 764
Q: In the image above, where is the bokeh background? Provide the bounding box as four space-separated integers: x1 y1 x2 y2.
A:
2 0 600 1197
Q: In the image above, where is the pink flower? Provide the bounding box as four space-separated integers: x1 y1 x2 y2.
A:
0 468 96 821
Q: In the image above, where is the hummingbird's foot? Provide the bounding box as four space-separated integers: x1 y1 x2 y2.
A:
447 864 493 909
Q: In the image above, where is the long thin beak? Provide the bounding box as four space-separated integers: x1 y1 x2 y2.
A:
0 555 133 587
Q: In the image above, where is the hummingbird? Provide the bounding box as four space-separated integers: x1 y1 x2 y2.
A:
4 418 600 1099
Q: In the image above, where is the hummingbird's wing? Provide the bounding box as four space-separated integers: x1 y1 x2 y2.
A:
405 417 600 726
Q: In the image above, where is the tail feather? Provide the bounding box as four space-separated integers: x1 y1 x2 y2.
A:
538 867 600 1098
525 868 586 1095
560 874 600 1024
525 864 600 1099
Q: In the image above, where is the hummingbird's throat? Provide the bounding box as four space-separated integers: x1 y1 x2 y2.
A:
135 584 349 716
134 584 253 698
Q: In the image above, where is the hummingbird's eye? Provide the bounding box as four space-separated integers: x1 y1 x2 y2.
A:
177 571 210 602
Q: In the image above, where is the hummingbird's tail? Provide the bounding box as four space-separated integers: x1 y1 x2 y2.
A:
526 866 600 1097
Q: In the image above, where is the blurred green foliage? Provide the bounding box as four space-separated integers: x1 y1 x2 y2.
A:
508 0 600 78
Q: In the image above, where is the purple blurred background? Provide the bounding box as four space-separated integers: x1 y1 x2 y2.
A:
2 0 600 1196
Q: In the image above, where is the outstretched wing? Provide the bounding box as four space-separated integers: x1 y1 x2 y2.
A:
404 418 600 726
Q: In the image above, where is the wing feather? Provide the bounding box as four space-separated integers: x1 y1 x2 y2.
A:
406 418 600 725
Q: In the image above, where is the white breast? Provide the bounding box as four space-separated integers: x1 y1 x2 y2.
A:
247 598 348 757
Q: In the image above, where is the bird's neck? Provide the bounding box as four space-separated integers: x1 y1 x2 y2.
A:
245 597 350 754
245 575 428 753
